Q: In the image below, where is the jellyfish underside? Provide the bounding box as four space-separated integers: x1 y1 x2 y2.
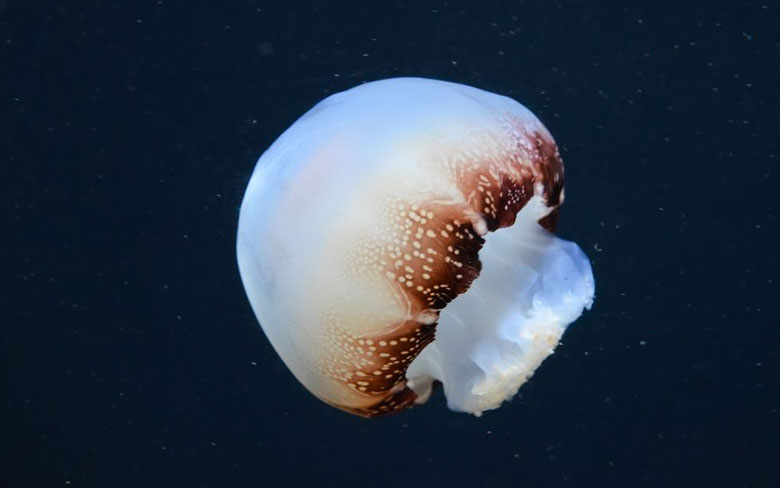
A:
236 77 595 417
406 195 594 415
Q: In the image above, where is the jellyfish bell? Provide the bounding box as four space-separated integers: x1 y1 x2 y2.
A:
236 77 595 417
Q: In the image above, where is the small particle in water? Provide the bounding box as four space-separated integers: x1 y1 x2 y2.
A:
258 42 274 56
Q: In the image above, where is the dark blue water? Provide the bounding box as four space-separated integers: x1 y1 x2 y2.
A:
3 1 777 487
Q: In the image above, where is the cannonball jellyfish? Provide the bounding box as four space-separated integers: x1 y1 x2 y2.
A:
236 78 595 417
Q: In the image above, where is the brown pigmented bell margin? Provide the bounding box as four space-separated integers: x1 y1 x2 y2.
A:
337 322 437 417
527 129 564 208
338 124 565 418
402 204 485 311
538 207 560 233
340 383 420 418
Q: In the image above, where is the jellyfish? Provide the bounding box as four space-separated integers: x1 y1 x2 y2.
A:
236 78 594 417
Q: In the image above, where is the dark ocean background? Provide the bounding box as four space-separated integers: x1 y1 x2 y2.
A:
2 1 778 487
